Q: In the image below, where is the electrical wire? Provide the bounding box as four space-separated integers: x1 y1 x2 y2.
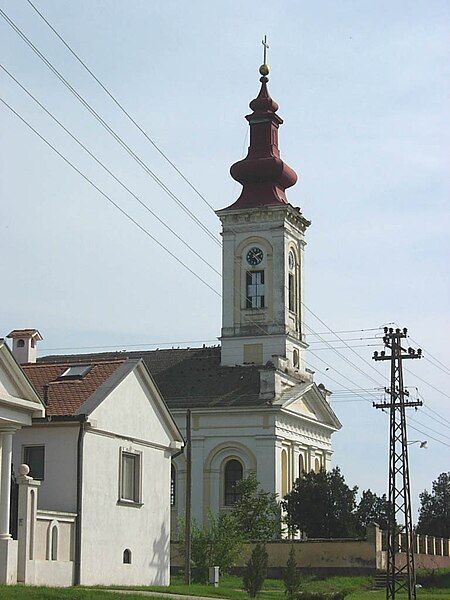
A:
404 366 450 400
0 64 222 278
25 0 218 214
0 7 221 246
0 97 222 298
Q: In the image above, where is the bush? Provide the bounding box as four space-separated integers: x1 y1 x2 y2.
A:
416 568 450 589
283 545 301 599
180 512 243 583
243 543 268 597
299 593 348 600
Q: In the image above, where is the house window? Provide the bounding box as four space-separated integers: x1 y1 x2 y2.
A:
123 549 132 564
120 451 141 504
281 449 288 497
293 349 299 368
224 459 243 506
23 446 45 480
17 339 25 348
171 464 176 507
246 271 265 309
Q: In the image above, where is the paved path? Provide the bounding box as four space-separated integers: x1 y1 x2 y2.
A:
101 589 220 600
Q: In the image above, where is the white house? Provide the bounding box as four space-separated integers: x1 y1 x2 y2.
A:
6 332 183 587
0 336 45 584
37 68 342 534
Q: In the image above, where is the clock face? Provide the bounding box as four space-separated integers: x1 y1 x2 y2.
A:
288 250 295 270
246 247 264 266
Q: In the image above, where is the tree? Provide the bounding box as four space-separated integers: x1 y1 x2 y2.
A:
355 489 389 534
282 467 359 538
283 545 301 599
243 543 268 597
181 512 243 583
417 472 450 538
232 473 281 541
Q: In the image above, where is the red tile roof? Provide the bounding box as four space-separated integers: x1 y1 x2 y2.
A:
22 360 127 416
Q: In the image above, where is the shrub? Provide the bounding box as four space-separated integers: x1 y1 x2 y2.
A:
283 545 301 599
179 511 243 583
243 543 268 597
299 592 348 600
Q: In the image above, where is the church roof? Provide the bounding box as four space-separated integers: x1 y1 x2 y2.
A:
22 359 129 416
38 346 266 409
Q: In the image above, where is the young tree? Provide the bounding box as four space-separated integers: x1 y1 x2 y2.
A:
243 543 268 597
417 472 450 538
282 467 359 538
232 473 281 541
355 489 389 533
283 545 301 599
181 512 243 583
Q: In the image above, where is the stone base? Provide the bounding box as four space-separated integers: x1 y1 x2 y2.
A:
0 537 18 584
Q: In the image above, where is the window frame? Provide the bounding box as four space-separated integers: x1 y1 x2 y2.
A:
23 445 45 481
223 458 243 507
245 270 265 309
118 448 143 506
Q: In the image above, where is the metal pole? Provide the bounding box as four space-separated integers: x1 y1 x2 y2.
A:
373 327 422 600
184 409 192 585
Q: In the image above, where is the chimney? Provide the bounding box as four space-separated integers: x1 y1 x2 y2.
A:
6 329 43 364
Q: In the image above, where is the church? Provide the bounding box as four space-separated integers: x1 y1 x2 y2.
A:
36 62 342 530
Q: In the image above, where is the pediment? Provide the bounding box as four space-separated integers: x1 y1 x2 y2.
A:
280 382 342 430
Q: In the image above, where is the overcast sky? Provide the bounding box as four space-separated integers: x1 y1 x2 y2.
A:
1 0 449 515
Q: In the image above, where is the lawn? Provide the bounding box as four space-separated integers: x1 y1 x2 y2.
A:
0 571 448 600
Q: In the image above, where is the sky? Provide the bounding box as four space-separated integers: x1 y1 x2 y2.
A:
1 0 449 517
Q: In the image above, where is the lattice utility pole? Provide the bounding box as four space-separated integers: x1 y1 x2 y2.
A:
373 327 423 600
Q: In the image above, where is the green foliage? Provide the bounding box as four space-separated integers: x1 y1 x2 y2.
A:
283 545 301 599
232 473 281 541
416 568 450 589
417 472 450 538
282 467 359 538
180 512 243 583
299 592 348 600
242 543 268 597
355 489 389 533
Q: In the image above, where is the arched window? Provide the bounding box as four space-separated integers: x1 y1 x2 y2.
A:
314 458 321 473
123 548 131 564
281 450 288 497
293 349 299 368
170 464 176 507
299 454 304 478
288 250 297 313
17 339 25 348
224 459 243 506
51 526 58 561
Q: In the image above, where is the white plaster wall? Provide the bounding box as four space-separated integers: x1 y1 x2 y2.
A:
80 430 171 586
171 405 334 528
12 425 79 512
90 370 174 447
220 206 307 367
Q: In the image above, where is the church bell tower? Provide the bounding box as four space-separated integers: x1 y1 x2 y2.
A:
217 59 310 371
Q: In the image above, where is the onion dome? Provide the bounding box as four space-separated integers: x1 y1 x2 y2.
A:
224 65 298 210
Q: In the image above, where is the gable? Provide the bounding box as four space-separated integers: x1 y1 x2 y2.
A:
280 382 342 430
0 340 44 423
86 363 182 447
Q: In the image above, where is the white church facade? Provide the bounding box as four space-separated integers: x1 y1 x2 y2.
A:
36 66 342 531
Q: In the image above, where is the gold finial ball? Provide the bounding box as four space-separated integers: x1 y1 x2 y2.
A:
259 63 269 76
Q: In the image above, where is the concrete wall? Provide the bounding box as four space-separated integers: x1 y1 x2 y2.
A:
33 510 75 587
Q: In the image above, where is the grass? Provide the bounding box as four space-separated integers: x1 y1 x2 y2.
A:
1 571 448 600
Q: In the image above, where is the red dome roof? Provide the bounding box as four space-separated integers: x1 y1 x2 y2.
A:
223 75 297 211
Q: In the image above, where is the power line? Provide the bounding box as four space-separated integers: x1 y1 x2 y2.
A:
0 63 222 278
0 7 221 246
25 0 217 214
0 97 221 298
407 423 450 448
403 366 450 400
407 335 450 375
40 339 219 352
303 321 384 387
302 302 388 385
